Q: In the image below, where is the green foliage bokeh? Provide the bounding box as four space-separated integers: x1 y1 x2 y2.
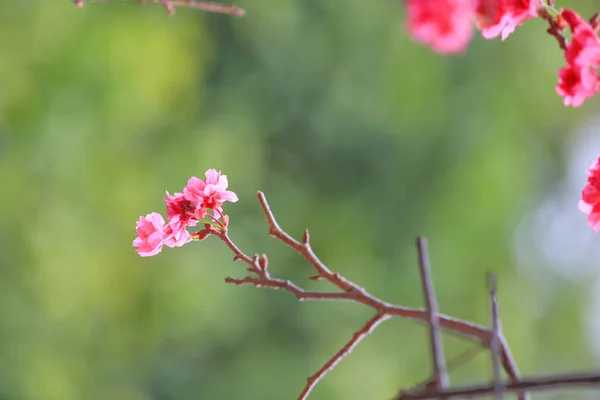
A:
0 1 599 399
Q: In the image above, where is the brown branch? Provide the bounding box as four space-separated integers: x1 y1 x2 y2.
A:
206 191 525 399
487 273 504 400
75 0 245 16
398 371 600 399
396 346 482 399
298 313 390 400
538 8 568 51
416 236 449 389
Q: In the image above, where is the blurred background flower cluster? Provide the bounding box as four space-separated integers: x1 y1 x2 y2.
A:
1 1 600 399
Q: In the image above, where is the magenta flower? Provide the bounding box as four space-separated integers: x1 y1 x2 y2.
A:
133 213 167 257
134 169 238 257
556 65 599 107
184 169 238 216
580 157 600 233
476 0 538 41
165 191 202 225
405 0 475 54
556 9 600 107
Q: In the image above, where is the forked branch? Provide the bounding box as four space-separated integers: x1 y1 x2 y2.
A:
203 191 526 399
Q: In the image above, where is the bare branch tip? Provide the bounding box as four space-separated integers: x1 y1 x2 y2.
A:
303 228 310 244
487 272 498 292
259 253 268 270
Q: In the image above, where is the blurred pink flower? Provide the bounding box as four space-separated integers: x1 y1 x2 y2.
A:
556 65 599 107
406 0 475 54
556 9 600 107
580 157 600 233
476 0 538 41
133 213 166 257
563 10 600 67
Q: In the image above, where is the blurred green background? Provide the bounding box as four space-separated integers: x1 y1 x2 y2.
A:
1 1 600 399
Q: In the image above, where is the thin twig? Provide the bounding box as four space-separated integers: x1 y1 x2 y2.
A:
416 237 449 389
76 0 245 16
397 346 482 399
297 313 390 400
537 8 568 51
398 371 600 399
488 273 504 400
446 345 482 372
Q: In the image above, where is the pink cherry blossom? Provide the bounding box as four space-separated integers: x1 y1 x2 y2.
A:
556 9 600 107
134 169 238 257
162 215 192 248
165 191 203 225
556 65 599 107
133 213 166 257
562 10 600 67
184 169 238 216
476 0 538 41
580 157 600 233
406 0 475 54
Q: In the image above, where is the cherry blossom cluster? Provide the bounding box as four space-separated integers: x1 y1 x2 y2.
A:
580 157 600 233
405 0 600 107
133 169 238 256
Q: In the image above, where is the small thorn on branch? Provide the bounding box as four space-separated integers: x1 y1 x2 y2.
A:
258 254 269 271
303 228 310 244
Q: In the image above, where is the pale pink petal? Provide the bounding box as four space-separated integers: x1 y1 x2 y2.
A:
579 199 593 213
133 212 166 257
163 216 192 248
204 169 221 185
220 190 238 203
184 177 206 204
588 211 600 233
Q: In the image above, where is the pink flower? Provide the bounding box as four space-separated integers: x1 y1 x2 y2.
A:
556 65 599 107
134 169 238 257
562 10 600 67
556 9 600 107
184 169 238 216
580 157 600 233
476 0 538 40
162 215 192 248
133 213 166 257
165 191 202 225
405 0 475 54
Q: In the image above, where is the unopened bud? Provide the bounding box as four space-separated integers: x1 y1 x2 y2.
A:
191 229 211 241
